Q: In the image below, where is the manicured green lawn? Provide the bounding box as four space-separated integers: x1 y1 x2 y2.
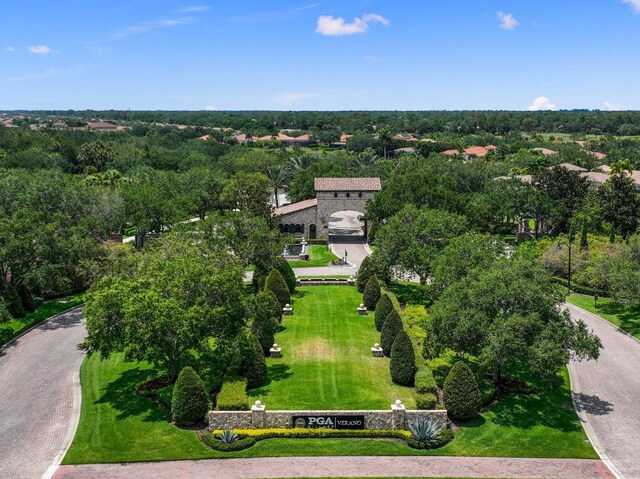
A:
249 286 416 409
288 245 339 268
0 293 85 346
64 286 596 464
567 293 640 340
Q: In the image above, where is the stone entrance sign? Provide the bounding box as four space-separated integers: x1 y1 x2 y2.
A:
291 414 365 429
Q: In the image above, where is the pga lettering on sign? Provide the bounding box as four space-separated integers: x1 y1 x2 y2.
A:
291 415 365 430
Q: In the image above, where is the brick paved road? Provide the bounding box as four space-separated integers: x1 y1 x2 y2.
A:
0 308 86 479
52 456 613 479
566 303 640 479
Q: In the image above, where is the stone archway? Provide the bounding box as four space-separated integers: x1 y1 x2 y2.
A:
328 210 365 236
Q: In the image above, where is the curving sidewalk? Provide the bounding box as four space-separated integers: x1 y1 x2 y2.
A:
0 308 86 479
565 303 640 479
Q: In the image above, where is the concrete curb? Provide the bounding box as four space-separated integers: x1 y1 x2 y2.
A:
0 304 85 353
564 301 640 348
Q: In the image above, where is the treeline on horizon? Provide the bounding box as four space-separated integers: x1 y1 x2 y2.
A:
5 109 640 136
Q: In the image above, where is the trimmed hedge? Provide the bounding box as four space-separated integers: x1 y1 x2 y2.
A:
265 269 290 307
390 330 416 386
216 428 411 440
356 256 376 293
275 256 297 293
363 276 381 310
416 393 437 410
171 366 209 427
374 293 394 332
552 277 607 296
380 309 403 356
415 367 437 394
216 377 249 411
202 434 256 452
443 361 481 420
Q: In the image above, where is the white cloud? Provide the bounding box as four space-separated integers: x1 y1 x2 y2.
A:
108 17 194 41
602 101 627 111
28 45 52 55
316 12 389 36
528 96 558 111
275 92 319 104
5 46 16 52
623 0 640 13
497 11 519 30
205 105 218 111
181 6 210 12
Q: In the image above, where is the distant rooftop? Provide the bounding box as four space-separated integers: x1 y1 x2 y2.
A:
275 198 318 216
314 177 382 192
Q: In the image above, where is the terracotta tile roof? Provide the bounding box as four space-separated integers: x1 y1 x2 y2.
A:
533 147 558 156
581 172 610 184
587 151 607 160
464 146 489 157
418 138 437 143
275 198 318 216
340 134 352 142
87 121 117 130
596 164 612 173
486 144 498 150
441 149 460 155
314 177 382 192
556 163 588 172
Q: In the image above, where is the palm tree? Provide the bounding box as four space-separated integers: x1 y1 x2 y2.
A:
353 150 382 170
264 165 290 208
287 153 313 173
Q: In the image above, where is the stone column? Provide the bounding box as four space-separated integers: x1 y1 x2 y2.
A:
391 400 406 430
251 400 266 429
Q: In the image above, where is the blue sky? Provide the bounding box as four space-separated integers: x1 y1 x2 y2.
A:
1 0 640 111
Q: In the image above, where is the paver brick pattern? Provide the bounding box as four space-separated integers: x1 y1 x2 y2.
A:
566 303 640 479
52 456 614 479
0 308 86 479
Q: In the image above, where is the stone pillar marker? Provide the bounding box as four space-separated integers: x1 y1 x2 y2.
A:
391 399 406 430
347 275 356 286
283 303 293 316
357 303 368 315
251 400 266 428
270 343 282 358
371 342 383 357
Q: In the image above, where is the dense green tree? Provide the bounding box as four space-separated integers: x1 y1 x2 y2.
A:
431 257 601 386
362 276 381 310
77 140 116 172
250 291 280 355
265 269 290 307
374 293 394 332
356 256 376 293
599 173 640 237
235 329 268 388
264 165 290 208
274 256 296 293
172 366 209 427
380 309 403 356
373 205 467 283
81 237 246 381
221 171 274 224
390 330 416 386
443 362 481 420
533 166 589 233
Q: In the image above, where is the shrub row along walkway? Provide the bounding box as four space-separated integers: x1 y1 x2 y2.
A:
566 302 640 479
52 456 613 479
0 308 86 479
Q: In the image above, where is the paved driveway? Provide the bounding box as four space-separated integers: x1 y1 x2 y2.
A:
566 303 640 479
0 308 86 479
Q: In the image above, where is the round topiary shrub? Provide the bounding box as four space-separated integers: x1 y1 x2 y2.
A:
275 256 296 294
264 289 283 323
363 277 381 310
265 269 290 308
374 293 394 332
172 366 209 427
390 330 416 386
443 361 481 420
380 309 403 356
251 291 280 355
356 256 376 293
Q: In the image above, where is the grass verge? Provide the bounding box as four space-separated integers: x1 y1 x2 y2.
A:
567 293 640 340
288 245 339 268
0 293 85 347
